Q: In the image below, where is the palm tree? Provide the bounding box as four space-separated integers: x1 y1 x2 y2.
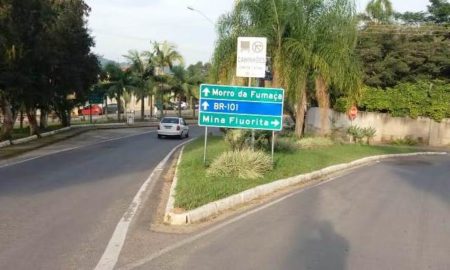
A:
150 41 184 118
124 50 154 120
102 63 135 121
366 0 394 23
170 65 192 117
212 0 362 137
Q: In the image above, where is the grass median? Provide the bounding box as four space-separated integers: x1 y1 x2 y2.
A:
175 136 418 210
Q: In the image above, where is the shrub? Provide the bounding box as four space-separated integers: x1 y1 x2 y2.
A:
206 150 273 180
362 127 377 145
224 129 250 151
390 136 419 146
274 137 298 152
297 137 334 149
347 125 365 143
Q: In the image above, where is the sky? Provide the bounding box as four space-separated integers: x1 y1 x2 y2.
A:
85 0 430 66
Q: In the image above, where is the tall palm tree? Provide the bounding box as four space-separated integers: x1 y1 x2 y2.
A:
150 41 184 118
170 65 192 117
124 50 154 120
102 63 135 121
212 0 361 137
366 0 394 23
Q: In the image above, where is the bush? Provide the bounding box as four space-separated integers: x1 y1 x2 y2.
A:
224 129 250 151
362 127 377 145
206 149 273 180
274 137 298 152
390 136 419 146
297 137 334 149
347 125 365 143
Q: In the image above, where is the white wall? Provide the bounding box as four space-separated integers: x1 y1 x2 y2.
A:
305 107 450 146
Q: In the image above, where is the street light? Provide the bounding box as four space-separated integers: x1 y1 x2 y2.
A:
187 6 214 25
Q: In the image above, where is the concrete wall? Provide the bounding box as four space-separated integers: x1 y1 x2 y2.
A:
305 107 450 146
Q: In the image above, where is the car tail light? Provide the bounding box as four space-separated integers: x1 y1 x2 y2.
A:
177 125 180 131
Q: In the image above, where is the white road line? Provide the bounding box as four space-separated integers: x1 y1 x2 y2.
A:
0 130 156 169
94 138 196 270
119 175 352 270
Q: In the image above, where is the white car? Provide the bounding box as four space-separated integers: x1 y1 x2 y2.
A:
157 117 189 139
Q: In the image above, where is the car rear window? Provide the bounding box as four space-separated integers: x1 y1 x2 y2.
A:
161 118 179 124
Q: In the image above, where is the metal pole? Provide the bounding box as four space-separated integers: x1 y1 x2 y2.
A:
271 131 275 164
203 127 208 165
249 77 255 151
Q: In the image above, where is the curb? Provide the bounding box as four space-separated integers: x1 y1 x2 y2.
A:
164 146 186 225
0 126 73 148
164 151 448 225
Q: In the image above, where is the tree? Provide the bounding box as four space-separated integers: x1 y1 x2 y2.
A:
365 0 394 23
428 0 450 23
102 63 135 121
151 41 184 118
212 0 361 137
124 50 154 119
187 61 210 117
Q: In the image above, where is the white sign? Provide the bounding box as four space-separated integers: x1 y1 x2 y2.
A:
236 37 267 78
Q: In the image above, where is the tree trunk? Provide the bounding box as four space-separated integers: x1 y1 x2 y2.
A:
178 94 182 117
60 109 71 127
191 96 196 119
26 108 39 136
141 93 145 120
40 109 48 129
0 96 15 140
295 83 307 138
315 76 330 136
149 94 153 118
20 109 24 129
117 92 121 122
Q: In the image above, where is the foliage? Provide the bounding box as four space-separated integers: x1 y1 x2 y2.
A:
390 136 419 146
297 137 335 149
360 80 450 121
347 125 365 143
211 0 362 137
224 129 250 151
0 0 99 138
365 0 394 23
206 149 273 180
356 24 450 88
362 127 377 144
274 137 298 152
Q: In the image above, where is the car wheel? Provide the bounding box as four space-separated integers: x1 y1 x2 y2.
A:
158 134 162 139
185 131 189 138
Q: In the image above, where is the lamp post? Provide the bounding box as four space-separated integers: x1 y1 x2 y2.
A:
187 6 214 25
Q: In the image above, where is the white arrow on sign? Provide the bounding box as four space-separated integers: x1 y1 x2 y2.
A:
202 87 210 97
271 120 280 127
202 101 210 111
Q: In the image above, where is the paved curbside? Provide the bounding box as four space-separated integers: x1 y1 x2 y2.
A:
164 151 448 225
0 140 11 147
11 135 38 145
163 146 186 225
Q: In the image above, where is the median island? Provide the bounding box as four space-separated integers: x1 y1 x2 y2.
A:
173 133 419 211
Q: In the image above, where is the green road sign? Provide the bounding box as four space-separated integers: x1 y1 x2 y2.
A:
199 84 284 131
89 94 103 104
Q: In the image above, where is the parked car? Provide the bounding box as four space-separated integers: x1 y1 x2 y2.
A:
81 104 103 115
104 103 124 114
157 117 189 139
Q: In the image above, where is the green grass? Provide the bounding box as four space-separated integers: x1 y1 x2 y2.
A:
175 136 419 210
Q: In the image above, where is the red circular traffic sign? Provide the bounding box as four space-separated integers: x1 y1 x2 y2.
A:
348 106 358 120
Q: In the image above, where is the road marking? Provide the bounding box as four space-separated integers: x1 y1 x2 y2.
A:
95 138 196 270
119 174 357 270
0 130 156 169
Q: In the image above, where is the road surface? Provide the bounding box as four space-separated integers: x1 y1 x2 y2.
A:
0 127 204 270
134 154 450 270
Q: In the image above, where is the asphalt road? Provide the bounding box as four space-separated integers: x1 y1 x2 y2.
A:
137 154 450 270
0 126 205 270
